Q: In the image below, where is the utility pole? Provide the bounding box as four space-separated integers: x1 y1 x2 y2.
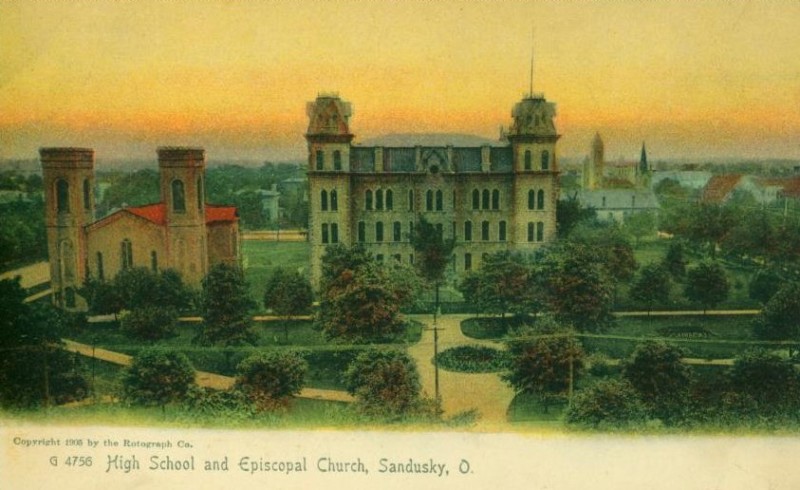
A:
433 282 441 410
568 353 574 408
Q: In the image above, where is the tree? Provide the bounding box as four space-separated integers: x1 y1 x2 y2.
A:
622 341 692 423
684 261 729 313
748 269 784 306
122 349 196 408
263 268 313 342
567 223 638 283
409 215 456 317
82 267 193 315
542 243 616 332
196 263 258 347
629 263 671 314
0 278 88 408
727 349 800 415
503 320 585 412
662 241 687 280
556 195 597 238
623 210 657 246
317 245 411 343
458 251 542 318
343 349 424 417
119 306 179 341
753 282 800 356
235 351 308 410
565 379 647 428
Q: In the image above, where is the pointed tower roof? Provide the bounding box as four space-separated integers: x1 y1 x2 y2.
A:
592 132 604 152
639 142 649 174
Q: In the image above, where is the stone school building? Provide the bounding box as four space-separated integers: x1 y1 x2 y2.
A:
41 147 239 310
305 92 561 287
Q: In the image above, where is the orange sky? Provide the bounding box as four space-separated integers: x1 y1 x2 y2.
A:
1 1 799 162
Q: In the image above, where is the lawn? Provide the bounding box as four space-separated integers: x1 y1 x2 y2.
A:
242 240 310 307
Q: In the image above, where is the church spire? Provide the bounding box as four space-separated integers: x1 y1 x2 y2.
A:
639 142 648 174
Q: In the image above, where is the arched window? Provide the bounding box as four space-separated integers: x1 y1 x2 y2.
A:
172 179 186 213
393 221 401 241
435 190 443 211
96 252 104 280
499 221 507 241
330 190 338 211
528 189 536 210
316 151 324 170
537 190 545 210
524 150 532 170
375 222 384 242
541 150 550 170
321 223 329 244
426 190 434 211
151 251 158 272
320 190 328 211
481 221 489 241
492 189 500 210
83 179 91 210
408 190 414 211
331 223 339 243
56 179 70 213
527 222 535 242
472 189 480 210
482 189 490 210
365 190 373 210
358 221 366 242
464 221 472 242
386 189 393 210
537 221 544 241
121 239 133 269
333 150 342 170
376 189 384 210
464 253 472 271
197 176 204 211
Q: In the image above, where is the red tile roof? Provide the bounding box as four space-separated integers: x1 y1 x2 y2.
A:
701 174 742 202
119 203 237 226
205 205 238 224
759 176 800 198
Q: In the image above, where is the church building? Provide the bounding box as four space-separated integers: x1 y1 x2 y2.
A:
41 147 239 310
305 91 561 287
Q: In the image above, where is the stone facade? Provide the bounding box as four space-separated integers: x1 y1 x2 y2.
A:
305 93 561 288
42 147 239 310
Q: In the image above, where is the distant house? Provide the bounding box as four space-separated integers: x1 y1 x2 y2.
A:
255 185 281 222
701 174 784 205
701 174 743 203
650 170 712 190
574 189 660 223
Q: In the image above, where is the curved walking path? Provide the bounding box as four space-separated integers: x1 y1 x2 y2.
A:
407 314 515 430
61 339 354 403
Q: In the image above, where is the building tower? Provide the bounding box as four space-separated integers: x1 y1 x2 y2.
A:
585 132 604 190
158 147 208 285
41 148 95 309
637 142 651 188
505 93 560 247
305 94 355 287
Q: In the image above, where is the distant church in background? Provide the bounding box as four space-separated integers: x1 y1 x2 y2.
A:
305 90 561 287
576 133 659 222
42 147 240 310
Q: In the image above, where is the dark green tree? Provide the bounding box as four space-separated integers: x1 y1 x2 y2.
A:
630 263 672 315
235 351 308 410
556 195 597 238
684 261 729 314
263 268 313 342
343 349 424 417
458 251 542 318
752 282 800 356
503 320 585 412
119 306 179 341
0 278 88 408
623 210 657 246
196 263 258 346
727 349 800 415
565 379 647 428
122 349 196 408
748 269 784 306
662 241 687 280
622 341 692 423
409 215 456 313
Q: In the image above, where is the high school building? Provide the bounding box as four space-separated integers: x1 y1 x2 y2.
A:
305 92 561 287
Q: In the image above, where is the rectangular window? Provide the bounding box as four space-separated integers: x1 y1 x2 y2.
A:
358 221 366 242
331 223 339 243
375 222 384 242
537 221 544 242
527 222 534 242
150 251 158 272
499 221 507 242
322 223 329 244
481 221 489 241
464 221 472 242
464 253 472 271
316 151 324 170
393 221 401 242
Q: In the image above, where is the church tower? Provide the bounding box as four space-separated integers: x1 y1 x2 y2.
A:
305 94 354 287
506 93 560 248
585 132 604 190
158 147 208 284
41 148 95 309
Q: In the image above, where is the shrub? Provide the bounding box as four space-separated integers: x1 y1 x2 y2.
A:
119 306 179 341
122 349 196 407
235 351 308 410
727 349 800 415
343 349 423 417
435 345 509 373
183 386 256 420
622 341 692 423
565 379 648 428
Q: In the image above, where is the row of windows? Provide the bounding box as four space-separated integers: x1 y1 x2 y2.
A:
528 190 546 210
365 189 394 210
320 189 339 211
55 178 92 213
321 220 546 245
320 223 340 244
471 189 501 210
94 240 159 281
523 150 550 171
315 150 343 171
527 222 545 242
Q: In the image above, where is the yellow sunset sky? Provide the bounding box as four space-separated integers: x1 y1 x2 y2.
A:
1 1 799 162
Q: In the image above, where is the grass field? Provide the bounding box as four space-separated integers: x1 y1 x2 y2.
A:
242 240 310 306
